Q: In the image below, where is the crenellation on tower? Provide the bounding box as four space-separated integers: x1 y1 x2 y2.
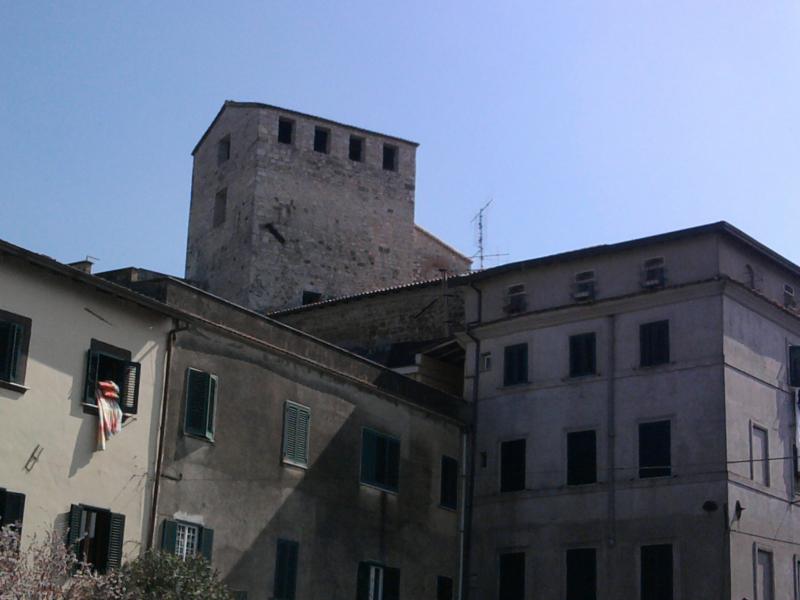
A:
185 101 470 312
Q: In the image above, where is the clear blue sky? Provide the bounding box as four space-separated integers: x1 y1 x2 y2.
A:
2 2 799 275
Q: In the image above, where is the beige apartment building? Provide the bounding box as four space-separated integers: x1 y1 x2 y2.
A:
459 222 800 600
0 240 174 570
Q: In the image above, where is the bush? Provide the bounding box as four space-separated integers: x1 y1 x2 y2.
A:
0 526 232 600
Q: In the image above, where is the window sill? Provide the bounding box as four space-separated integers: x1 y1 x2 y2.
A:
501 381 530 389
282 458 308 470
183 431 215 444
360 481 399 495
438 504 458 512
0 379 29 394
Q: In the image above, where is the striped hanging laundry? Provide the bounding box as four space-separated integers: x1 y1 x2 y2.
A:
96 380 123 451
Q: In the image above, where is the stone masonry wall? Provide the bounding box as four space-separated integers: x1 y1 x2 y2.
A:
185 102 471 314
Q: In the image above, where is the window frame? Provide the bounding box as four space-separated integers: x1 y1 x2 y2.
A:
639 320 670 368
313 126 330 154
500 438 526 493
216 135 230 165
274 538 299 600
183 367 218 442
67 503 125 574
161 518 213 561
569 332 597 378
382 143 398 171
497 549 526 600
175 521 200 560
360 427 400 493
566 429 598 486
753 544 775 600
278 117 295 145
439 455 458 510
639 542 674 600
503 343 529 387
750 421 770 487
0 308 32 390
349 135 365 162
213 188 227 228
282 401 311 468
565 546 597 600
638 419 672 479
789 345 800 387
83 339 140 415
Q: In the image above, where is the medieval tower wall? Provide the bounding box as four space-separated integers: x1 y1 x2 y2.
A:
185 101 470 312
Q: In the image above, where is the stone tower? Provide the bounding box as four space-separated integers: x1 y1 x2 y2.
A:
185 101 470 312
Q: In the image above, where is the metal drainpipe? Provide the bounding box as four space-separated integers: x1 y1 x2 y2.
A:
460 282 482 600
606 314 617 557
147 321 188 550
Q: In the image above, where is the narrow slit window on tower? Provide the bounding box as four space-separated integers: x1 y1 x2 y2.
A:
349 135 364 162
278 118 294 145
217 135 230 165
382 144 398 171
313 127 330 154
213 189 227 228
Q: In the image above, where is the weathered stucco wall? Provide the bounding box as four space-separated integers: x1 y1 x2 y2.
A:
153 290 465 599
0 255 170 560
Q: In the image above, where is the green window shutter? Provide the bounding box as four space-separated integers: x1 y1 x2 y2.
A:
199 527 214 561
185 369 211 437
67 504 84 553
386 437 400 491
356 562 372 600
274 539 299 600
206 375 217 439
161 520 178 553
3 492 25 533
383 567 400 600
84 351 101 406
120 361 141 414
361 430 378 485
106 512 125 571
789 346 800 387
283 403 310 466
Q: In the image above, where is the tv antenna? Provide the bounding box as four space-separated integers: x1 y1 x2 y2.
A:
470 198 507 270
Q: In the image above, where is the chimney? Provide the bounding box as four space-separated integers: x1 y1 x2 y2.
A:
68 256 97 274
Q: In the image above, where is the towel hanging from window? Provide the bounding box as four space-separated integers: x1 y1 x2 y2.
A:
96 380 123 451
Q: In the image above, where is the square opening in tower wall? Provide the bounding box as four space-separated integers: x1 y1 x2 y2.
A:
349 136 364 162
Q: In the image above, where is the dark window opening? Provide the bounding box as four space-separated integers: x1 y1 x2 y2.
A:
641 544 673 600
640 320 670 367
278 118 294 144
213 189 227 228
0 488 26 541
437 575 454 600
789 345 800 387
566 548 597 600
274 539 299 600
361 429 400 492
500 439 526 493
217 135 230 164
84 340 140 415
357 562 400 600
639 420 671 478
313 127 330 153
349 136 364 162
503 343 528 386
382 144 398 171
569 332 596 377
440 455 458 509
184 368 217 440
0 309 31 386
504 284 527 315
302 290 322 305
567 430 597 485
67 504 125 573
498 551 525 600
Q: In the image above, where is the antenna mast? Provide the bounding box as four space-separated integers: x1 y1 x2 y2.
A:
472 199 493 270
